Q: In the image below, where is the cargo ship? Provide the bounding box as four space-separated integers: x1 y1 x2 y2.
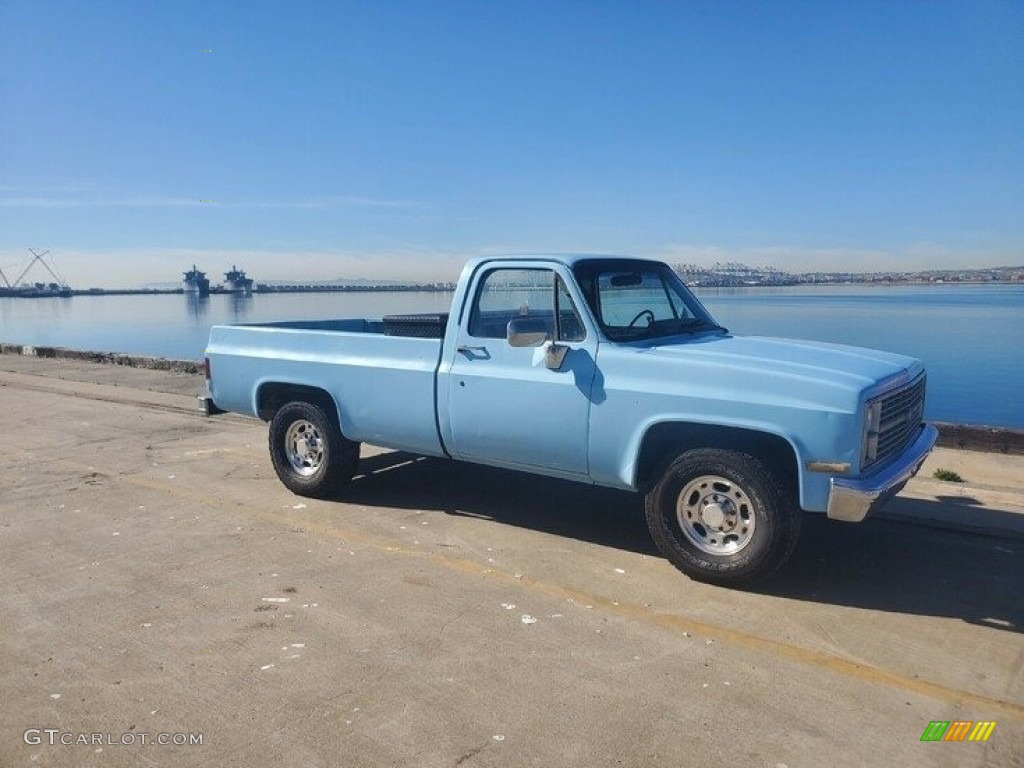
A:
183 265 211 296
224 265 254 296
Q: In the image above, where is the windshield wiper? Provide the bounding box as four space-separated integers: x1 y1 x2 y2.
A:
607 318 728 342
672 318 728 334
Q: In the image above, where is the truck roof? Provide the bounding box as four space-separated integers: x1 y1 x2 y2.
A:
464 253 663 270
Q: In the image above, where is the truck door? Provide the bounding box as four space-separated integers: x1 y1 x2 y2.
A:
444 265 598 475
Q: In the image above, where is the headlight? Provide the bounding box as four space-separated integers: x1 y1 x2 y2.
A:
861 400 882 469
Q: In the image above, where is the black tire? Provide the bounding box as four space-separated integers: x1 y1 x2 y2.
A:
644 448 801 586
268 400 360 498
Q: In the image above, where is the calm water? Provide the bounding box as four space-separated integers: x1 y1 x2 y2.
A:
1 284 1021 428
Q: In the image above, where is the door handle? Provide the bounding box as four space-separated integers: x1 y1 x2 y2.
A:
457 345 488 355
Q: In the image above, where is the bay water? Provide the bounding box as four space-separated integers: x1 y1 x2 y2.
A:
2 283 1021 428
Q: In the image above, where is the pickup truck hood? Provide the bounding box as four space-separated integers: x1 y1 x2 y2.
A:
631 333 922 411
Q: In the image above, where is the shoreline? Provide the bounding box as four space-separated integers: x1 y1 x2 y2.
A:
2 278 1021 297
0 341 203 374
2 341 1022 454
0 283 458 298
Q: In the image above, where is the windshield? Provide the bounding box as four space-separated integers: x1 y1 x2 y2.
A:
572 259 724 342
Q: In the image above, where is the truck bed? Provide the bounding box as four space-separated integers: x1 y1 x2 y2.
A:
205 313 450 456
250 313 449 339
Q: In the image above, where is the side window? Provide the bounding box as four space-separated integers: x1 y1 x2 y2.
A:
468 269 587 342
469 269 554 339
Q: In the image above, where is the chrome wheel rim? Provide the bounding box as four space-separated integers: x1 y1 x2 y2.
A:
676 474 756 555
284 420 324 476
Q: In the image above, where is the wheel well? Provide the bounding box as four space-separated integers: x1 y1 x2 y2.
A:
636 422 798 495
257 382 339 425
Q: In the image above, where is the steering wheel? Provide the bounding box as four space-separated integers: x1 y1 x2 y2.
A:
628 309 656 328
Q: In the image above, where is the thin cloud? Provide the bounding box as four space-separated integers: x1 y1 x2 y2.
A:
0 196 202 209
238 196 425 210
0 194 425 210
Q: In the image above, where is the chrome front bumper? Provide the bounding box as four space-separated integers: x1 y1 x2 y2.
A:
827 424 938 522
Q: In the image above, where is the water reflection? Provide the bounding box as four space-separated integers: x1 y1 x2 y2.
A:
185 294 209 322
229 294 252 321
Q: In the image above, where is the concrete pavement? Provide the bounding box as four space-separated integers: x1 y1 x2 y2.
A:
0 355 1021 767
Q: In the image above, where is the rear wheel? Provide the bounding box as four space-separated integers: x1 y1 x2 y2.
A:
645 449 801 585
268 401 360 498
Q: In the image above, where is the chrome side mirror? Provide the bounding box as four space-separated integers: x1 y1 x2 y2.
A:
507 317 549 347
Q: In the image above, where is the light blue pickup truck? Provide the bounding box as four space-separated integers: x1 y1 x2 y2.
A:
204 255 937 585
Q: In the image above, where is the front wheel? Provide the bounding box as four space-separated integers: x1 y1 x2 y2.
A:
268 401 360 498
645 449 801 586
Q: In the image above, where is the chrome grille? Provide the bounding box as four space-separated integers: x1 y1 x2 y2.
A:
873 375 926 467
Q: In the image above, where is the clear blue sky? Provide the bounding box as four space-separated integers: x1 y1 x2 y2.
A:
1 0 1021 286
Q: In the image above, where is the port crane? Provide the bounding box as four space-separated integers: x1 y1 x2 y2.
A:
0 249 73 297
14 248 70 289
